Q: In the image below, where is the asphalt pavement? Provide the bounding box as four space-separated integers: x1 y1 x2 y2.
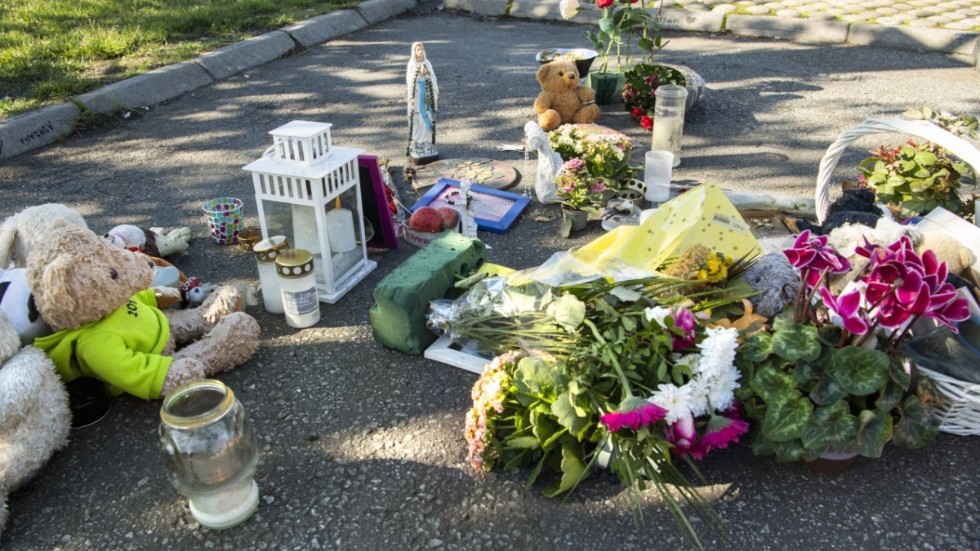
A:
0 2 979 550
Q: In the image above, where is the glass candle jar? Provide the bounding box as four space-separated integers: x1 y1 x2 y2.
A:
275 248 320 329
651 84 689 167
159 379 259 530
253 235 289 314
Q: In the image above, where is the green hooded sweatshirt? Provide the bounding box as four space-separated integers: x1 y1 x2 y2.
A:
34 289 172 399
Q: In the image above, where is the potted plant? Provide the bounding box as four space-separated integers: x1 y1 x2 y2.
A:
560 0 661 104
548 124 633 188
734 231 970 468
858 108 978 220
555 158 603 236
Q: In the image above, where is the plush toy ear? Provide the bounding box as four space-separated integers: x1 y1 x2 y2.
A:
537 63 552 86
35 254 78 331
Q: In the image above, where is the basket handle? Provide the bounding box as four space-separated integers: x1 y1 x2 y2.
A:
815 117 980 224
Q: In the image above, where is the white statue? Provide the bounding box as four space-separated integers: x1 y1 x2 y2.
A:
406 42 439 163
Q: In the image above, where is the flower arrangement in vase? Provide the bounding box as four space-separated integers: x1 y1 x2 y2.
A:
734 230 969 464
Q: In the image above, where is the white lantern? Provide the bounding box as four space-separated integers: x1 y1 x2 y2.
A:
243 121 376 304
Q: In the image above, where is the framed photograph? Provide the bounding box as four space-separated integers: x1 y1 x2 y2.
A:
358 155 399 249
409 178 531 233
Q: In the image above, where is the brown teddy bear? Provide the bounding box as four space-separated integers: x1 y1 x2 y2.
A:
27 218 260 400
534 59 600 132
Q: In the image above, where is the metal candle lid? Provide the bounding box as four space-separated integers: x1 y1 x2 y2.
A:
253 235 289 264
275 249 315 279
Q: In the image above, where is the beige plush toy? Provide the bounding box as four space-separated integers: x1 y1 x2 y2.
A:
534 59 600 132
0 203 88 268
917 231 976 276
27 219 260 400
0 310 71 536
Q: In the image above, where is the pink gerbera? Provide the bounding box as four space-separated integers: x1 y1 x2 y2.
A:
600 399 667 433
696 414 749 456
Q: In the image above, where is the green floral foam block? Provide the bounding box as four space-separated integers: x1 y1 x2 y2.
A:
369 231 486 354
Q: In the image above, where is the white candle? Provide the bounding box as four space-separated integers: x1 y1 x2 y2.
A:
325 208 356 253
651 116 683 167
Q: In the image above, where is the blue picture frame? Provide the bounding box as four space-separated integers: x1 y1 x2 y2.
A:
409 178 531 233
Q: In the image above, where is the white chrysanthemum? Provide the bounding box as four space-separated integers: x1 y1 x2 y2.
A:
649 383 693 424
697 327 738 377
686 376 711 417
645 306 671 327
706 367 740 412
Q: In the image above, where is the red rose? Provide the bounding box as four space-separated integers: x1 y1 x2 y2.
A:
640 116 653 130
596 0 614 8
632 107 642 117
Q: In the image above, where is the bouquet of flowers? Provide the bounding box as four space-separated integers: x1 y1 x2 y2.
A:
434 272 751 547
735 230 968 462
622 63 686 129
549 124 633 186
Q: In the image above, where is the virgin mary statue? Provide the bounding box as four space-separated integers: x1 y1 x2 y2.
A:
406 42 439 163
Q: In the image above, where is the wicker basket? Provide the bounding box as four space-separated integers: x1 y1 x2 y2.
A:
814 117 980 224
816 118 980 435
916 366 980 436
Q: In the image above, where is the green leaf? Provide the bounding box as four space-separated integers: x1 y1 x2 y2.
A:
888 357 912 388
551 391 589 438
913 149 938 167
875 381 904 412
854 409 892 458
505 435 541 449
739 332 773 362
810 370 847 405
541 444 587 497
751 364 798 405
893 396 939 449
801 400 857 450
772 323 821 362
762 394 813 442
609 285 641 302
826 346 890 396
515 357 562 399
548 293 586 332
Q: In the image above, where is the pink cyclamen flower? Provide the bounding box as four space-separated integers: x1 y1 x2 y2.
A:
600 402 667 433
784 230 851 288
819 287 869 335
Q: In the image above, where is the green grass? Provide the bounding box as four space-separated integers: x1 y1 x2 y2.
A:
0 0 358 119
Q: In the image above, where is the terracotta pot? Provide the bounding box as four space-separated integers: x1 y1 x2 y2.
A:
802 449 859 474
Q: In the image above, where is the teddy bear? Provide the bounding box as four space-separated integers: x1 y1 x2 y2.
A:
534 59 600 132
26 218 261 400
0 203 88 268
0 309 71 536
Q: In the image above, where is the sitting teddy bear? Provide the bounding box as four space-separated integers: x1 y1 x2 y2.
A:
0 203 88 268
0 310 71 536
534 59 600 132
27 218 260 400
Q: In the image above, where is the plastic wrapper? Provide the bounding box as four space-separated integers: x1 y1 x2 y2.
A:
901 319 980 384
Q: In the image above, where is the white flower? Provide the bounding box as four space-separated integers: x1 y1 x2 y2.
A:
649 383 693 424
706 367 740 412
559 0 581 19
645 306 671 327
685 376 711 417
696 327 738 378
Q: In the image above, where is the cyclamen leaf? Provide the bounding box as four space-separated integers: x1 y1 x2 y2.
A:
893 396 939 449
827 346 890 396
854 409 892 458
762 395 813 442
750 364 797 405
772 323 821 363
739 332 774 363
801 400 857 450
